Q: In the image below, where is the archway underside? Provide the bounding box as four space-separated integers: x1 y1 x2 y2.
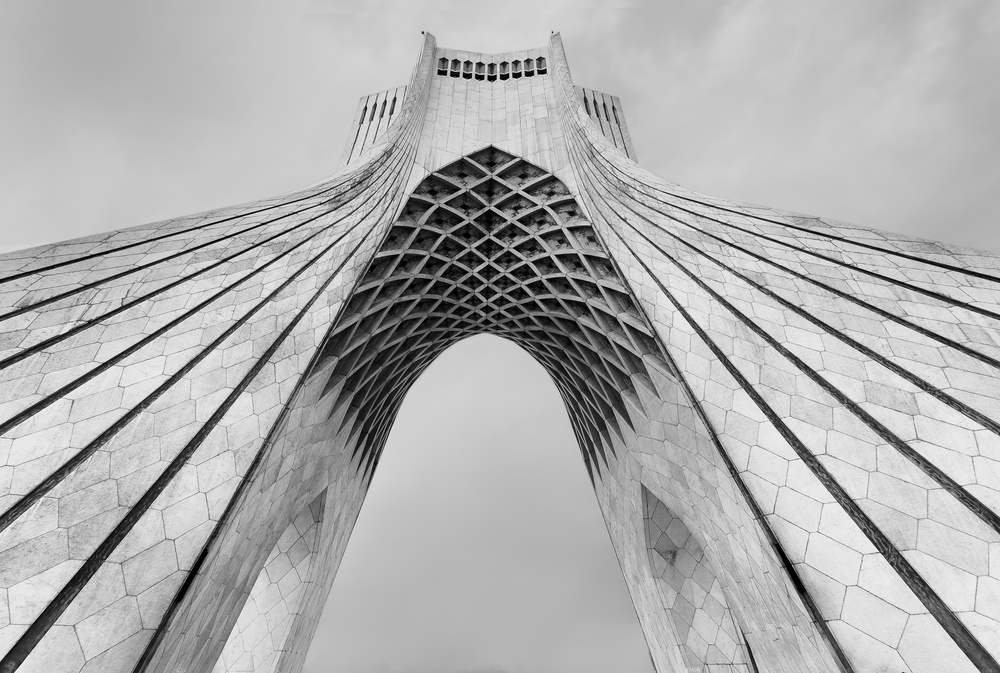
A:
315 146 675 483
300 147 823 673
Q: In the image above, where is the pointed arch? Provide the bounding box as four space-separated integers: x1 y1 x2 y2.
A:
642 485 757 672
312 146 674 483
212 492 326 673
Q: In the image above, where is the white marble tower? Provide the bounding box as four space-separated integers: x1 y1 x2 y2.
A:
1 33 1000 673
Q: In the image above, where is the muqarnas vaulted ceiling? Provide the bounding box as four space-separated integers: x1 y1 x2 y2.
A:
314 146 674 480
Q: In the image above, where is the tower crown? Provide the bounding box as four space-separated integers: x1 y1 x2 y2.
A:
341 33 635 171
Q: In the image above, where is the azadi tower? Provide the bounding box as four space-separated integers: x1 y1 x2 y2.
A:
1 32 999 673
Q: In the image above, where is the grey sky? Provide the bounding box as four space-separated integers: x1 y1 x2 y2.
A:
1 2 998 672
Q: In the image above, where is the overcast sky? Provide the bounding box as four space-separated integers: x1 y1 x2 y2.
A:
1 2 999 673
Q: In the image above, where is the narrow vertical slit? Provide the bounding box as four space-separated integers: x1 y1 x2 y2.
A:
742 630 762 673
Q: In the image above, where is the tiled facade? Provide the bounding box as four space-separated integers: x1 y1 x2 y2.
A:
0 32 999 673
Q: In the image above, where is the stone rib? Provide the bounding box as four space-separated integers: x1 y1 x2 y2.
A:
1 193 345 374
0 177 352 286
0 147 405 333
578 161 1000 534
576 141 1000 372
0 197 397 534
657 184 1000 286
0 223 382 673
130 233 384 673
0 154 410 437
580 142 1000 324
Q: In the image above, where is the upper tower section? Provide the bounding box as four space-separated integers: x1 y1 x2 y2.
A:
340 34 636 185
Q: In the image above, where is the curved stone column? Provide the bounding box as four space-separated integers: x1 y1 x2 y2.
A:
550 30 1000 673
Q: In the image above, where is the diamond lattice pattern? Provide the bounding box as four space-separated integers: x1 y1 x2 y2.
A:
316 147 673 480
